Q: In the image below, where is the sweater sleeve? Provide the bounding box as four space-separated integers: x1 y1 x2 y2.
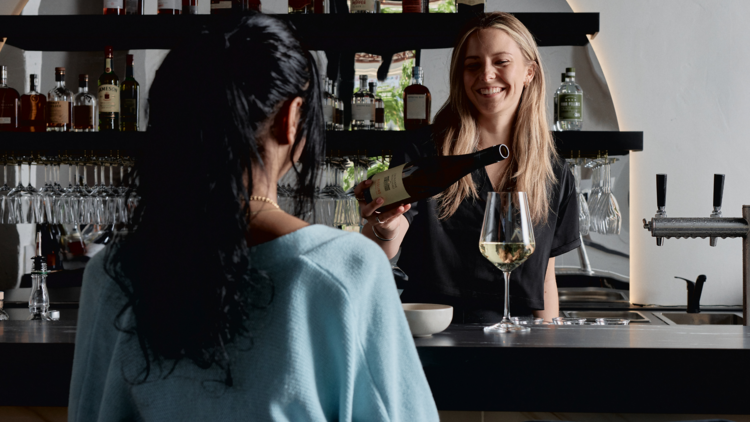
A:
345 239 439 422
68 251 141 422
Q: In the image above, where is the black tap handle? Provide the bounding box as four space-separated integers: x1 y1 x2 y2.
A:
713 174 725 208
656 174 667 208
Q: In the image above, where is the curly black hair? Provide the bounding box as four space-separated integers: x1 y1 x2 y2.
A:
104 13 325 387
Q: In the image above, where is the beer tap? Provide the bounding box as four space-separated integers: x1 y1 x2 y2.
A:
643 174 750 326
710 174 725 247
652 174 667 246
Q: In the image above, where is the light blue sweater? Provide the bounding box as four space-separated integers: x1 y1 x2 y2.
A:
69 225 438 421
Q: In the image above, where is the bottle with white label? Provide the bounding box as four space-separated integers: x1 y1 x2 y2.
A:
364 143 510 212
352 75 375 131
324 78 335 131
556 67 583 131
47 67 73 132
403 66 431 131
98 46 120 132
349 0 378 13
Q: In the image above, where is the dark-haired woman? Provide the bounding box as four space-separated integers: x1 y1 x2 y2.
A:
68 14 438 421
356 12 580 323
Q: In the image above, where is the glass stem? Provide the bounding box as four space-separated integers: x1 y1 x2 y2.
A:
502 271 512 322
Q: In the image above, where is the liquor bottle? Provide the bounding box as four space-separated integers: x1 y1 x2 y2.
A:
364 143 510 212
98 46 120 132
0 66 20 132
556 67 583 131
121 54 140 132
457 0 483 14
370 81 384 131
158 0 182 14
73 74 97 132
103 0 124 14
211 0 232 13
183 0 198 13
125 0 144 14
324 78 334 131
350 0 377 13
402 0 422 13
552 73 564 131
289 0 312 14
19 74 46 132
403 66 431 131
352 75 375 131
46 67 74 132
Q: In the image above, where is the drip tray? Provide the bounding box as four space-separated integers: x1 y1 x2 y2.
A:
562 310 650 323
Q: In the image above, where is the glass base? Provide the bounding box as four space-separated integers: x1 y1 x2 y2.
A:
484 321 531 333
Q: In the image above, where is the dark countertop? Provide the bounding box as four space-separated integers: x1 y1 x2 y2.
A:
2 308 750 413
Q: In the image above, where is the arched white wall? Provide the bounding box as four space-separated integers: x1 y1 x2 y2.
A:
569 0 750 305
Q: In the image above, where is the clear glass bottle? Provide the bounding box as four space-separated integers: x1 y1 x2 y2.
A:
556 67 583 131
19 74 46 132
352 75 374 131
29 255 49 319
47 67 74 132
404 66 431 131
552 73 563 131
370 81 384 131
324 78 335 131
73 74 97 132
0 66 20 132
350 0 378 13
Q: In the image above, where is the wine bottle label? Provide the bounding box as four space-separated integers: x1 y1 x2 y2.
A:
350 0 375 12
98 85 120 113
406 94 427 119
211 1 232 8
324 104 334 124
352 102 374 121
0 117 10 124
122 99 137 116
457 0 483 5
73 105 94 127
558 93 582 120
368 164 410 207
48 101 70 124
104 0 124 8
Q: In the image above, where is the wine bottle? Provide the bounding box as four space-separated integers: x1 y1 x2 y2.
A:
120 54 140 131
364 144 510 212
0 66 20 132
403 66 431 131
98 46 120 132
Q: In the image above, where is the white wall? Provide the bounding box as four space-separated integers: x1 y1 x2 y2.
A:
569 0 750 305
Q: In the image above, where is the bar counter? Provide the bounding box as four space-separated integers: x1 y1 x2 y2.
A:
2 306 750 413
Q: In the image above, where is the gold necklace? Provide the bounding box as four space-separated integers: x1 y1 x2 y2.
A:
249 196 280 209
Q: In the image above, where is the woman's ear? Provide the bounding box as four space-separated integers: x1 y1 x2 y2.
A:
278 97 304 146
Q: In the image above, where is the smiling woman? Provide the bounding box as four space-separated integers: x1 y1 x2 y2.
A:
356 12 580 324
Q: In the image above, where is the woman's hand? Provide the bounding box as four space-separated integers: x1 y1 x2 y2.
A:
354 180 411 238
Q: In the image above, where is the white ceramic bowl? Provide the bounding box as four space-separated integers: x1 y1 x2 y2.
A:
402 304 453 338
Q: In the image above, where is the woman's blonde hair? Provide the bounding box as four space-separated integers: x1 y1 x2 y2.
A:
433 12 558 224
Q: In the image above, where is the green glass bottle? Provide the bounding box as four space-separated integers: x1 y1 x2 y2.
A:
98 46 120 131
121 54 140 132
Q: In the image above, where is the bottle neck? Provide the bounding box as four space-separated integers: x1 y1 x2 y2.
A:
29 80 38 93
0 78 6 87
79 83 88 93
359 79 368 92
55 78 66 89
411 74 423 85
126 64 134 78
104 57 113 73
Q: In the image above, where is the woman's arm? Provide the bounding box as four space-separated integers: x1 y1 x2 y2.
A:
533 257 559 322
354 180 411 260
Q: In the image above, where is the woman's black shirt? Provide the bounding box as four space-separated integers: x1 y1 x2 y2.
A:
391 126 581 317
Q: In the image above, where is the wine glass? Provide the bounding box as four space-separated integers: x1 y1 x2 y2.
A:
479 191 536 333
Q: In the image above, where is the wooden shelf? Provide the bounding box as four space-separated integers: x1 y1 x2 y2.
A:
0 130 642 157
0 13 599 52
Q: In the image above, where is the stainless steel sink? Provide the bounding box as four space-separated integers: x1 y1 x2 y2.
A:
558 287 628 302
562 310 649 323
654 312 744 325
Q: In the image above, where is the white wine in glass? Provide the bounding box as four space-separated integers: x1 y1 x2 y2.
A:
479 191 535 333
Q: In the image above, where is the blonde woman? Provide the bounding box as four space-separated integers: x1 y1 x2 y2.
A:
355 12 580 323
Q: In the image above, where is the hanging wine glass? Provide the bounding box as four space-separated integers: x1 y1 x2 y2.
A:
600 159 622 235
0 154 12 224
570 160 589 236
479 191 536 333
8 155 34 224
